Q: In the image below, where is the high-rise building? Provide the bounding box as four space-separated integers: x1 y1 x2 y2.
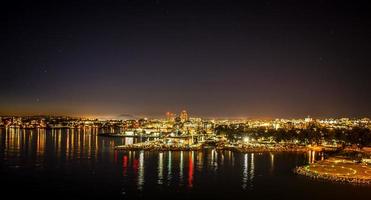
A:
180 110 189 122
305 116 313 123
166 112 175 122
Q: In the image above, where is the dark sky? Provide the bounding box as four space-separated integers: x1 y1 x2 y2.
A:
1 0 371 118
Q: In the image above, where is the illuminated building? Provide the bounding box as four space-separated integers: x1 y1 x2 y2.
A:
166 112 175 122
180 110 189 122
305 116 313 123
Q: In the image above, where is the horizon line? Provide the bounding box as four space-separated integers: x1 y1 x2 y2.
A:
0 114 370 120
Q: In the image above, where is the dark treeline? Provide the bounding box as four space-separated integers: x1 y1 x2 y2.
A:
215 124 371 147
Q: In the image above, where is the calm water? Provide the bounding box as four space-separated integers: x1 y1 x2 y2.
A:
0 128 370 199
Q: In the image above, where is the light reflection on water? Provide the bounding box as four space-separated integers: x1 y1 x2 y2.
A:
179 151 183 185
189 151 194 188
0 128 328 196
167 151 172 184
138 151 144 190
242 153 255 190
308 150 318 164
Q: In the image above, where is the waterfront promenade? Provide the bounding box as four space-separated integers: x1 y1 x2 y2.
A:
115 140 202 151
114 138 326 153
230 143 313 153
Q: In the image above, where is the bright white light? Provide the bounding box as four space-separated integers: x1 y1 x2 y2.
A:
243 137 249 143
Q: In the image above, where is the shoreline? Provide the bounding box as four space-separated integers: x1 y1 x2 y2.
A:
226 144 313 153
115 141 202 151
115 141 327 153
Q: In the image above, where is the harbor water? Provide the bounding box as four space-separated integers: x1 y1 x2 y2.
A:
0 128 369 199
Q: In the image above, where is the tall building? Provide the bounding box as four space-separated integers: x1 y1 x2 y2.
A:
166 112 175 122
180 110 189 122
305 116 313 123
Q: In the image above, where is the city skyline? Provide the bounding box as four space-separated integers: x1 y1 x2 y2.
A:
2 1 371 199
0 111 370 121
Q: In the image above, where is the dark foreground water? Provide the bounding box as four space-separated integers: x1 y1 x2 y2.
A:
0 128 370 199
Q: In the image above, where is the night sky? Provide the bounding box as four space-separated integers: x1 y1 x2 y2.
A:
2 0 371 119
